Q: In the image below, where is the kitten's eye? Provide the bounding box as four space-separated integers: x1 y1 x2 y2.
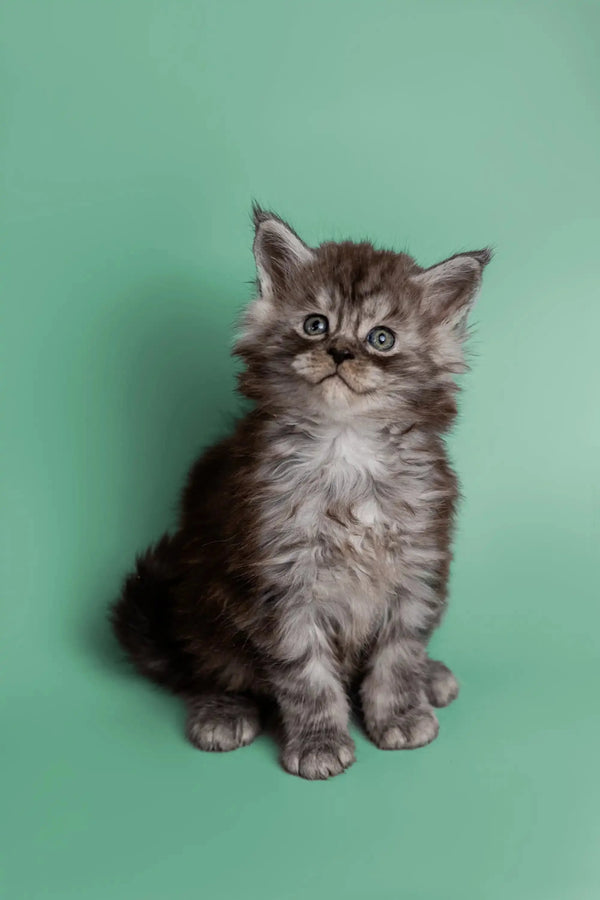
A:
367 326 395 351
303 314 329 336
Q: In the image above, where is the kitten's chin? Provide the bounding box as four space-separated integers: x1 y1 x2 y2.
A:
312 375 404 421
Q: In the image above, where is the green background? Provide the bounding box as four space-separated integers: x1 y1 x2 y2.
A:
2 1 599 897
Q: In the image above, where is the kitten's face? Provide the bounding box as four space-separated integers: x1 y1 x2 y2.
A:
288 283 423 406
236 208 491 426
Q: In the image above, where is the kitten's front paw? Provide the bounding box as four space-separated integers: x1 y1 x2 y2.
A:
368 707 439 751
282 733 356 780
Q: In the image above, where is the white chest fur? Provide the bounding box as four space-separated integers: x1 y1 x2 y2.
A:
257 420 410 648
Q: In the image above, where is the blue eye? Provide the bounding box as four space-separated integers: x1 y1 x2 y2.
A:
303 314 329 336
367 326 395 351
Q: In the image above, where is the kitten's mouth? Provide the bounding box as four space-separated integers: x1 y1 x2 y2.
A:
318 371 359 394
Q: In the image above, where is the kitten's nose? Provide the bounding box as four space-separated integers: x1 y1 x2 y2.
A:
327 346 355 365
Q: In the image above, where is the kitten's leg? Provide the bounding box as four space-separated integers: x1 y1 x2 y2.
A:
425 658 459 708
185 692 261 752
268 651 355 780
361 630 439 751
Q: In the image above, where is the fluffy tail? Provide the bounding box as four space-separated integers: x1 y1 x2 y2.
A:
110 533 186 691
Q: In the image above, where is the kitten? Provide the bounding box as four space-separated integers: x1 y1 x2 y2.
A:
111 205 491 779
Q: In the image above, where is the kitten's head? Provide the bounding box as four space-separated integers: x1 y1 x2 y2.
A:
235 206 491 429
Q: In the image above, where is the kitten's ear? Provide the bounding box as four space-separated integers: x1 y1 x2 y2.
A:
412 249 492 333
252 204 314 299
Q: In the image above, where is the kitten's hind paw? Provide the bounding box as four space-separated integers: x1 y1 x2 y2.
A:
368 707 439 751
186 693 261 752
281 733 356 780
426 659 459 708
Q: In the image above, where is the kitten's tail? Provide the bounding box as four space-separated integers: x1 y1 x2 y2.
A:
110 533 186 692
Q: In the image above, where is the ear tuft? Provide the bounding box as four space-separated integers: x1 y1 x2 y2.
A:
470 247 493 267
251 201 272 230
251 205 314 299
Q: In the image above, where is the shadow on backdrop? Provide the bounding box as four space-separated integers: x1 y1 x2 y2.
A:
77 273 247 676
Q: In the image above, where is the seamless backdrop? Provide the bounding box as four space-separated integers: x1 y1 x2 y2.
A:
2 1 599 899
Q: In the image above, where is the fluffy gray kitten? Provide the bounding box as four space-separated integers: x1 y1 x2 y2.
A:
112 206 491 779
